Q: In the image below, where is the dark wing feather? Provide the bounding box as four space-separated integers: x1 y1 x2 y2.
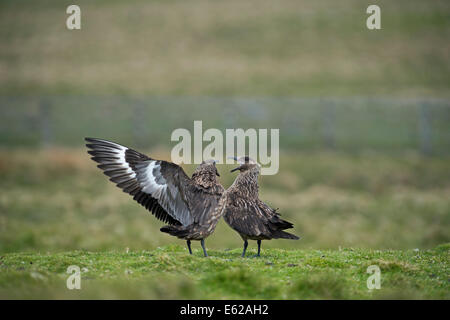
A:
256 199 294 231
133 160 194 225
224 196 296 239
223 197 272 239
85 137 195 226
183 183 224 225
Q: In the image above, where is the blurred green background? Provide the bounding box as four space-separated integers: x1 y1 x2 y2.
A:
1 0 449 97
0 0 449 254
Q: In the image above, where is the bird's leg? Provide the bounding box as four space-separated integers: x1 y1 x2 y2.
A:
200 239 208 257
241 240 248 257
186 240 192 255
256 240 261 257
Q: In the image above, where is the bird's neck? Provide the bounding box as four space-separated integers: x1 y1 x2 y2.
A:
231 169 259 199
192 172 219 190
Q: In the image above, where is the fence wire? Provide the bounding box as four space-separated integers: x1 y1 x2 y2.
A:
0 96 449 155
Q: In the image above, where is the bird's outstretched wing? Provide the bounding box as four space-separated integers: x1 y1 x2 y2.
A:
85 137 194 226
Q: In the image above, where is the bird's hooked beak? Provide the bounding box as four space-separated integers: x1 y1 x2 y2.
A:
228 156 241 173
213 160 220 176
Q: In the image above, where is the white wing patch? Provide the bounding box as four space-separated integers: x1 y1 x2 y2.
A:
117 148 136 178
91 139 136 178
141 161 165 197
137 161 193 226
114 145 136 178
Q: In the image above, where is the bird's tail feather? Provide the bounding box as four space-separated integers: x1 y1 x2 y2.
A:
273 230 300 240
160 225 190 238
269 216 294 230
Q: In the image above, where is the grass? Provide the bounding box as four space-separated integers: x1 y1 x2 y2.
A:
0 0 449 97
1 149 449 253
1 244 448 299
1 0 449 299
0 148 449 299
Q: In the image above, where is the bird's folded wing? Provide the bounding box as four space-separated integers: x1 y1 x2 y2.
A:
85 138 194 226
224 200 269 237
257 200 294 231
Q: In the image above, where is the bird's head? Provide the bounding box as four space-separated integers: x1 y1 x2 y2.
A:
229 156 260 173
195 159 220 177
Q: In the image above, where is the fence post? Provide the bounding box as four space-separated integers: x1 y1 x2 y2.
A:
418 102 432 155
39 99 52 148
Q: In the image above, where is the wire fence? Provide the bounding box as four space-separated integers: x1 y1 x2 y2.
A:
0 96 449 155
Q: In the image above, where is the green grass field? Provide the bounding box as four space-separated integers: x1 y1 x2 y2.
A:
0 149 449 299
1 245 448 299
1 0 449 300
1 149 449 252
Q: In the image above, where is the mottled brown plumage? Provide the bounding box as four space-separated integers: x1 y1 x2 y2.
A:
223 156 299 257
85 138 224 256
